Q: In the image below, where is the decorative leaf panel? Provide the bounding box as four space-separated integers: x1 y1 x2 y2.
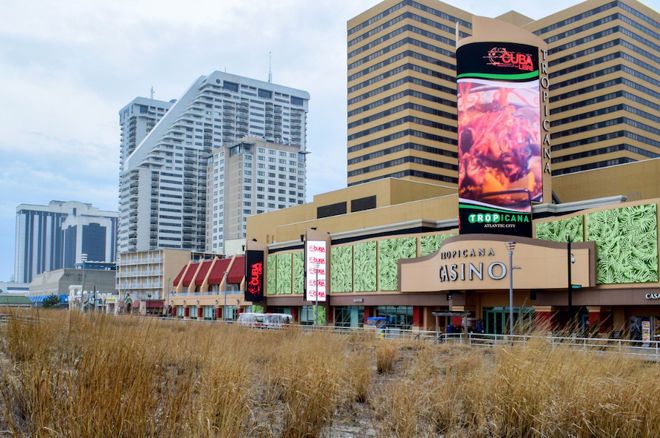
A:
353 241 377 292
586 204 658 284
266 254 277 295
535 216 584 242
292 251 304 295
378 237 417 291
420 232 458 256
331 245 353 293
276 253 292 294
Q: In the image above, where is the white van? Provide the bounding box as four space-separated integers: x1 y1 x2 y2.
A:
237 312 292 328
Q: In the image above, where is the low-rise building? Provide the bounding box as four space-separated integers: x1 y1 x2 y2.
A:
168 254 248 320
29 268 116 306
116 249 215 315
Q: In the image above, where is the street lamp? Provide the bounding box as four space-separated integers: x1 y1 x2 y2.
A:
506 241 516 336
80 253 88 312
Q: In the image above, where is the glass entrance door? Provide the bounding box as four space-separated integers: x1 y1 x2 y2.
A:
484 307 535 334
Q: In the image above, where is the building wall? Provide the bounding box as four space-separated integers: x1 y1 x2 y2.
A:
206 137 306 253
525 0 659 176
29 269 116 297
346 0 471 187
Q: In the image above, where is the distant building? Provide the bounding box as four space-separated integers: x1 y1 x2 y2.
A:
14 201 118 283
206 136 307 254
118 71 309 254
0 281 29 294
115 249 215 314
28 267 117 306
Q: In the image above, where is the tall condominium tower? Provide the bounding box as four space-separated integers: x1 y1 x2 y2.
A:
118 97 173 174
14 201 118 283
119 72 309 254
347 0 658 186
206 136 306 254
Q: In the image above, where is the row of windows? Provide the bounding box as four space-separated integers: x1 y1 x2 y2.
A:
348 36 454 71
552 143 658 164
543 13 617 44
553 103 659 128
548 25 617 56
348 49 455 83
348 101 455 130
553 117 659 140
347 0 469 37
552 90 659 116
347 155 457 177
348 62 454 95
348 142 457 166
617 10 659 42
553 130 659 152
550 51 659 80
550 77 658 105
348 115 456 141
349 168 457 185
534 1 617 35
553 157 636 176
617 1 658 29
348 128 457 154
348 75 454 106
349 10 468 49
551 64 658 91
348 88 455 118
349 23 455 59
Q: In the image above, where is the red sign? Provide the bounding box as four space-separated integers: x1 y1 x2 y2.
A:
486 47 534 71
244 250 264 302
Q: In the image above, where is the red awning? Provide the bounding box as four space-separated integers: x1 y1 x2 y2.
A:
227 256 245 284
181 262 199 287
194 260 213 286
208 258 232 285
172 263 188 287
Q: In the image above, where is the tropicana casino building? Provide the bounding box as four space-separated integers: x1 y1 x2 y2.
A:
238 1 659 339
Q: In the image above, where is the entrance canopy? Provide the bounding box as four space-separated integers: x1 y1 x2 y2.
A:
400 234 595 292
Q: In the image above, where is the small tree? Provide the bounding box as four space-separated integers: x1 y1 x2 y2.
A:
42 294 61 308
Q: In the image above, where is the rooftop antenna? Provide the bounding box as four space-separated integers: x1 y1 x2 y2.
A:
268 51 272 83
150 85 155 99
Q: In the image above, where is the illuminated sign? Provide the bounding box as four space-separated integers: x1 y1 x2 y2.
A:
456 41 542 237
645 292 660 300
245 250 264 302
305 241 327 302
400 236 596 292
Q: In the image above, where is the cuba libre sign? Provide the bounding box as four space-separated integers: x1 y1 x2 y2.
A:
438 248 508 283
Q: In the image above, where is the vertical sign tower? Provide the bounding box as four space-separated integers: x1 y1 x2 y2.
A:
456 17 550 237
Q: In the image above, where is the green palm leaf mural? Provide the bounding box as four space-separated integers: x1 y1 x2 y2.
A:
276 253 292 294
266 254 277 295
378 237 417 291
420 232 458 256
331 245 353 293
535 216 584 242
293 251 304 295
354 241 377 292
586 204 658 284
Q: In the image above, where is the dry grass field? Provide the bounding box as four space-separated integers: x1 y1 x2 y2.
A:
1 310 659 437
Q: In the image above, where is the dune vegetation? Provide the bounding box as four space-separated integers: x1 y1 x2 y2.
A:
1 310 658 437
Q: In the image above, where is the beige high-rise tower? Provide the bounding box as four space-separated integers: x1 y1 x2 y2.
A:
347 0 658 187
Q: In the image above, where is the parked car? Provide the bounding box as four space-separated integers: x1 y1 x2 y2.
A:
237 312 292 329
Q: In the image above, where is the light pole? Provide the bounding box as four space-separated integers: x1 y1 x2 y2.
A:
223 269 230 321
80 253 87 312
506 242 516 336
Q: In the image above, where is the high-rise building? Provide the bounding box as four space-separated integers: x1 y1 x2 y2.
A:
525 0 659 176
118 71 309 254
206 136 307 254
14 201 118 283
346 0 658 186
118 97 173 173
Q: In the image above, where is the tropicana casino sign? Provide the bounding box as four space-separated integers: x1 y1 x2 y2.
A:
399 235 596 292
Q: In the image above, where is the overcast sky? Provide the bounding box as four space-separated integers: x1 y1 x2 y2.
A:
1 0 635 282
